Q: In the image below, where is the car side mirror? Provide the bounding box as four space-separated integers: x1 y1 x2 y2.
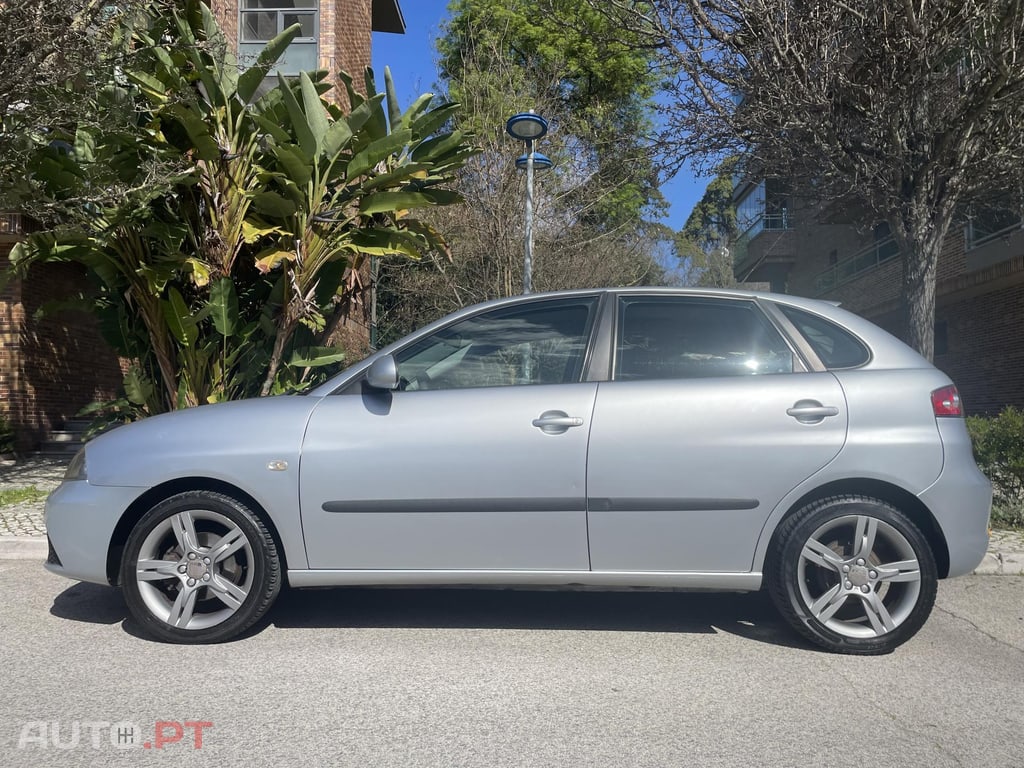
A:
366 355 399 391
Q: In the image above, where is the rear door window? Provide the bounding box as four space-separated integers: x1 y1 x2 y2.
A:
615 296 794 380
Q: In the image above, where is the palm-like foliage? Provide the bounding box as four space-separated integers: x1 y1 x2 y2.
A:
10 0 475 416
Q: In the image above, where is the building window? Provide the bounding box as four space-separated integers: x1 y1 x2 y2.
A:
967 204 1022 250
735 179 790 239
239 0 318 76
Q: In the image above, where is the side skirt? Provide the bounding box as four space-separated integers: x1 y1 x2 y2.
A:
286 569 763 591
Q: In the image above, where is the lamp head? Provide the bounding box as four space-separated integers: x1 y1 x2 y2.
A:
506 111 549 141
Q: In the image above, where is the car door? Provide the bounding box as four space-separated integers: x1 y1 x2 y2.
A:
586 295 848 573
300 295 600 571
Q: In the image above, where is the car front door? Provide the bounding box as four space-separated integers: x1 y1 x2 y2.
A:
300 296 600 571
586 295 849 573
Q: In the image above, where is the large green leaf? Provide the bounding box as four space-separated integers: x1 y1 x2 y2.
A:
277 73 317 157
253 114 292 144
208 278 239 337
323 118 354 159
359 191 443 215
164 287 199 347
124 69 170 103
401 94 435 130
408 103 461 141
272 143 314 188
350 228 428 257
251 191 298 218
164 103 221 162
124 367 156 408
288 346 347 367
358 163 432 193
300 72 330 153
384 67 403 130
348 129 413 179
411 131 466 163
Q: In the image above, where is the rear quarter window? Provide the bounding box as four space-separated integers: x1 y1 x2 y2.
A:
779 305 871 369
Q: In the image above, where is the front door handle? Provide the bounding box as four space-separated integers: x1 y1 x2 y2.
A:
532 410 584 435
787 400 840 424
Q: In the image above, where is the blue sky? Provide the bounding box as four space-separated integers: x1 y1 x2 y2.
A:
370 1 708 232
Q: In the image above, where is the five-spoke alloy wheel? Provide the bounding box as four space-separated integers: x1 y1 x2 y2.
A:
768 495 938 655
120 491 281 643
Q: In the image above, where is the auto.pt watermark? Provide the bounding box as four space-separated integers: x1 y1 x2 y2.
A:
17 720 212 750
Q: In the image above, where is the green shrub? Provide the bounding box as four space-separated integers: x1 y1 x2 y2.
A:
966 406 1024 529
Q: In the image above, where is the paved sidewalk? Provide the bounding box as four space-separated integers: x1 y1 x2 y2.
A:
2 458 1023 572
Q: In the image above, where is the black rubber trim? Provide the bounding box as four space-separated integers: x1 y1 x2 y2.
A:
323 497 760 514
323 498 587 514
588 498 760 512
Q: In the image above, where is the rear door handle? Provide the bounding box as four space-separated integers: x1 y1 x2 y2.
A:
532 410 584 434
787 400 840 424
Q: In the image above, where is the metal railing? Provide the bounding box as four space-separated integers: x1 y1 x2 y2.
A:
814 236 899 293
0 214 27 235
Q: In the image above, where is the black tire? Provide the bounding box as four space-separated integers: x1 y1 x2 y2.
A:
768 495 937 655
120 491 281 644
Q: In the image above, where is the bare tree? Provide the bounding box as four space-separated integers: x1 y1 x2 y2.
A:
378 121 668 341
378 8 669 341
587 0 1024 359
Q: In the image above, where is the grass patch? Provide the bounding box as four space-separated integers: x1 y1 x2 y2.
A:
0 486 49 508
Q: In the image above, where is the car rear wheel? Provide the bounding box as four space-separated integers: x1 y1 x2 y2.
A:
120 491 281 643
768 495 937 655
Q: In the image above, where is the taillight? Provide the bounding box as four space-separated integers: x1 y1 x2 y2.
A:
931 385 963 417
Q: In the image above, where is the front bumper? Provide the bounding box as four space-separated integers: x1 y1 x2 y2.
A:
44 480 146 585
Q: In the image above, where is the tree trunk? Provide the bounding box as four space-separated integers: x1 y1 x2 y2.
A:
899 243 938 362
891 192 957 363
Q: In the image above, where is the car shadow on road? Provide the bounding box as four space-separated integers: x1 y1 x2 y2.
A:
48 581 818 651
50 581 127 625
267 586 818 651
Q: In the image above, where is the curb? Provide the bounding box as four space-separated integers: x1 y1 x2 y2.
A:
973 550 1024 576
0 536 47 560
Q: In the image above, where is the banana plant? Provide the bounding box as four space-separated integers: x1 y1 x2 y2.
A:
10 0 476 415
249 66 477 395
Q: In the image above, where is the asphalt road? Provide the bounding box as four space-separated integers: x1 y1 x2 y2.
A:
1 561 1021 768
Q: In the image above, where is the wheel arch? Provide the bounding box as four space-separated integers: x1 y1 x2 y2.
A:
767 479 951 578
105 477 289 586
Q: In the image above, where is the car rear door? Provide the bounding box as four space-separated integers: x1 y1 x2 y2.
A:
586 295 849 573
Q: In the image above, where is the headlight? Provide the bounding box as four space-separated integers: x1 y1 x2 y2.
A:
64 448 88 481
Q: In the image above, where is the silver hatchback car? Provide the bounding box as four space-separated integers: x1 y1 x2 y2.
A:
45 288 991 653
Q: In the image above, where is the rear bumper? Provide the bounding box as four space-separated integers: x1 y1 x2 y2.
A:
920 420 992 578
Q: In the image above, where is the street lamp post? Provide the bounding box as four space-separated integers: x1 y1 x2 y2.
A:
506 111 552 294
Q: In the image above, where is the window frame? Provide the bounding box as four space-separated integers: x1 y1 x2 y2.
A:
610 295 804 382
240 0 319 43
377 296 603 393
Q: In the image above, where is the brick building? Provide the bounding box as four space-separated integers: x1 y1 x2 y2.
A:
211 0 404 105
0 0 405 452
733 181 1024 415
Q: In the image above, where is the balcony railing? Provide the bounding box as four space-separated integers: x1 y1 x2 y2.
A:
0 214 29 236
738 211 791 241
815 236 899 293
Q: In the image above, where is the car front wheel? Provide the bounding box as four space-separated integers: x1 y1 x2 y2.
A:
768 495 938 655
120 491 281 643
